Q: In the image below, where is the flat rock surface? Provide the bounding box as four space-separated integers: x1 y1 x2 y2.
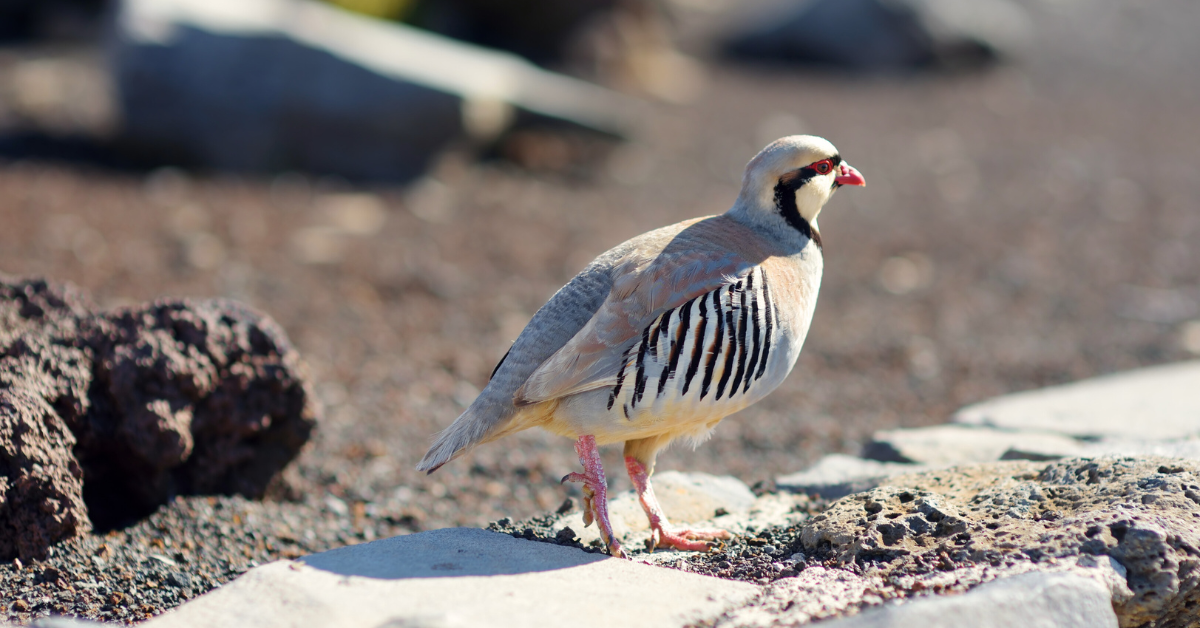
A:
1080 439 1200 461
115 0 633 180
143 528 761 628
954 361 1200 440
862 425 1083 465
714 571 1118 628
816 572 1118 628
776 454 929 499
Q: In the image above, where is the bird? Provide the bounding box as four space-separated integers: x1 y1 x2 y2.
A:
417 135 865 558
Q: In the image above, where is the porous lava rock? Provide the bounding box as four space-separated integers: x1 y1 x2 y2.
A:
0 278 95 563
0 275 318 560
798 457 1200 628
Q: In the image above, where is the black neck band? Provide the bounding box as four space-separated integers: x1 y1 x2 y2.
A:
773 169 823 249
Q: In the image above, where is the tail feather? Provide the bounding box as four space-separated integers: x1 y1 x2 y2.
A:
415 392 524 473
416 394 558 473
417 410 495 473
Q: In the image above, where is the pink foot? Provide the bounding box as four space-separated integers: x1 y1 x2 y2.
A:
626 456 731 552
561 436 625 558
649 525 730 552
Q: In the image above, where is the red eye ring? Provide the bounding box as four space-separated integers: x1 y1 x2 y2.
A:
811 159 833 175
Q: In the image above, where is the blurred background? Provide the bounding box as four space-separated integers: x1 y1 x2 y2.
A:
2 0 1199 536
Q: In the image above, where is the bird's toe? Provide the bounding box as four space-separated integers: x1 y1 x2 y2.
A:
648 526 730 552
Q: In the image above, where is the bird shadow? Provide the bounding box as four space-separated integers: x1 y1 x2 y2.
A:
298 527 609 579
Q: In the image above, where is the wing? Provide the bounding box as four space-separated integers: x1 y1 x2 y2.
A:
514 247 753 405
416 256 618 472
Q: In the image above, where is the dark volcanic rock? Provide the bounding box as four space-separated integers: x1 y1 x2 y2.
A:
0 275 318 560
0 278 95 563
80 299 318 528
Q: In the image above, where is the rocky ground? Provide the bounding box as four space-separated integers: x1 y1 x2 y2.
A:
0 495 395 624
487 453 1200 628
2 0 1200 624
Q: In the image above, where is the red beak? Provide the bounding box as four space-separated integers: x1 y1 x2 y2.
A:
835 163 866 187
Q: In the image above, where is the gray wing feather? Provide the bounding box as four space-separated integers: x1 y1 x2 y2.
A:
415 254 620 472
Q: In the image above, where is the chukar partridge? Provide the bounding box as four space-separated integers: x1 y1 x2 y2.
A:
418 135 865 557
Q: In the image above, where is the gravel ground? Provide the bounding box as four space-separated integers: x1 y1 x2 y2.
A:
2 0 1200 624
485 493 838 585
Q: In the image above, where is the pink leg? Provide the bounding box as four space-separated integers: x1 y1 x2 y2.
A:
626 456 732 552
561 436 625 558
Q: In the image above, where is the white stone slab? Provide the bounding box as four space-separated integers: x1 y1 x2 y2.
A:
142 528 759 628
1078 438 1200 460
776 454 927 499
817 572 1117 628
863 425 1083 465
114 0 637 180
954 360 1200 440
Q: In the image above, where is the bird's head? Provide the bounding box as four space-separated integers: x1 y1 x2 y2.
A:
732 135 865 238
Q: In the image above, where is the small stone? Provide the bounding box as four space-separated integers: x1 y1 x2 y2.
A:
555 527 578 545
41 566 62 582
167 572 193 589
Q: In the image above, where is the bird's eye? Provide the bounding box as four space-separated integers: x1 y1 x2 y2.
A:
813 160 833 174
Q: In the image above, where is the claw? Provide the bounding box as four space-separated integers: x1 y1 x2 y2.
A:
561 472 585 485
